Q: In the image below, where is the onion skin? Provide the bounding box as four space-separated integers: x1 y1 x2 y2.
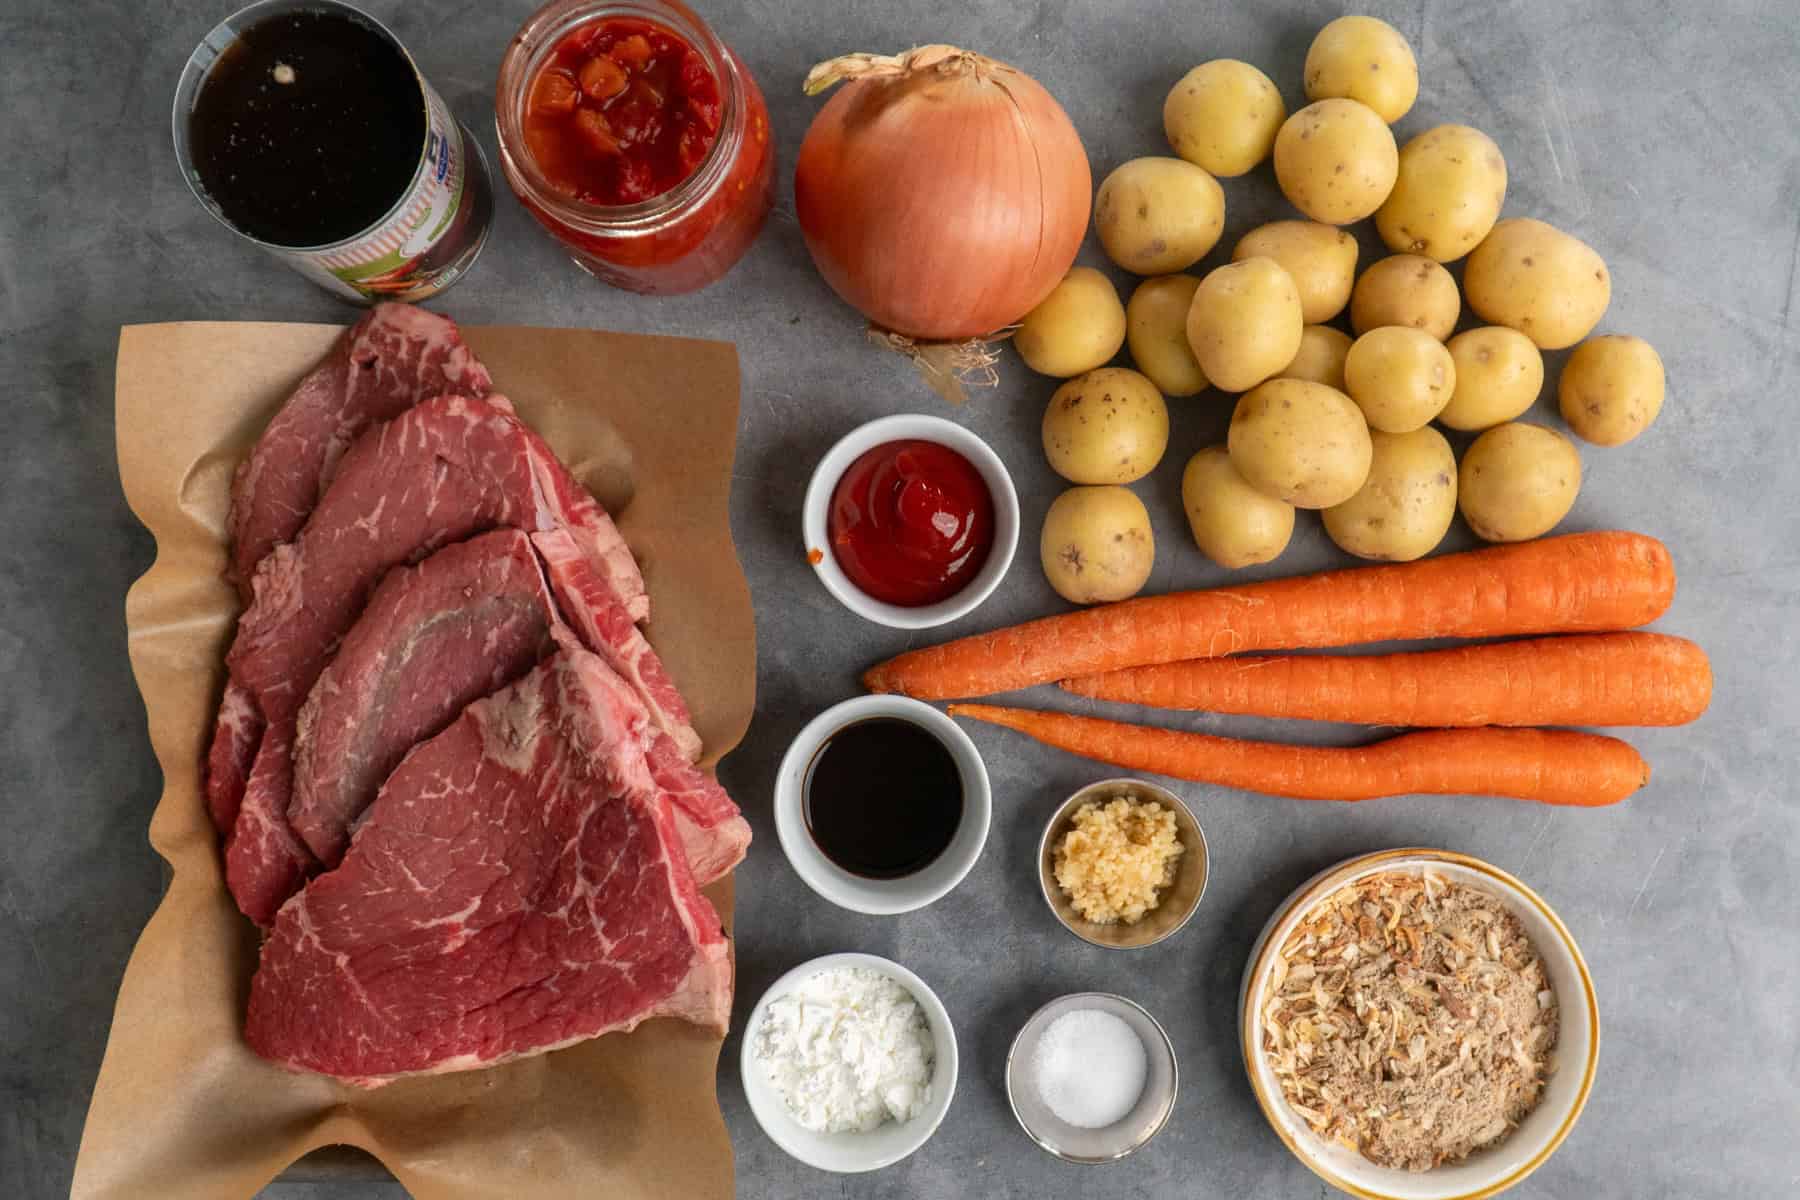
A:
795 46 1092 342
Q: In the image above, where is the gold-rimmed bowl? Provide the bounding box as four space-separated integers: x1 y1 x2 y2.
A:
1037 778 1208 950
1239 848 1600 1200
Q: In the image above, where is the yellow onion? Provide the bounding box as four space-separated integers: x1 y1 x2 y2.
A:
795 45 1092 345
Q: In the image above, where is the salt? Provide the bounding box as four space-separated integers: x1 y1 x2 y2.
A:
1032 1008 1147 1129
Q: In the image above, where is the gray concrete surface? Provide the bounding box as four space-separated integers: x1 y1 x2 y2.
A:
3 0 1797 1196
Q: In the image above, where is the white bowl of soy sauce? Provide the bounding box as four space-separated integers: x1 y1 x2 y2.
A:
774 696 991 915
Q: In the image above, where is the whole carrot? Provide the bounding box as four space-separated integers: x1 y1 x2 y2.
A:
948 704 1649 806
1062 632 1711 728
866 531 1674 700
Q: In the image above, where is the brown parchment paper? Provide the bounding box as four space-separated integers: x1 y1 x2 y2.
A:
72 321 754 1200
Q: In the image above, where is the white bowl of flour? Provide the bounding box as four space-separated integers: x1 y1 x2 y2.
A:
740 952 959 1172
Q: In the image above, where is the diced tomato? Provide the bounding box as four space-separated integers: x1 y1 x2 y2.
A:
611 156 659 204
609 34 652 68
608 85 663 147
577 55 627 102
629 108 666 150
627 77 664 109
571 20 607 56
687 90 720 130
529 68 579 116
523 125 576 196
523 17 723 206
573 107 620 155
678 56 711 97
676 120 710 173
524 124 560 171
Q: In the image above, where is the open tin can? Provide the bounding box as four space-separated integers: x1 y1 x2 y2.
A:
172 0 493 302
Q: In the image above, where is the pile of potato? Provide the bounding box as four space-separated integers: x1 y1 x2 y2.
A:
1017 15 1666 605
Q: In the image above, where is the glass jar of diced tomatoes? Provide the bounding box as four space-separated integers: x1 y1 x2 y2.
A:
495 0 773 294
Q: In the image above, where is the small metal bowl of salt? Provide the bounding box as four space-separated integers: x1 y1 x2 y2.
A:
1005 992 1178 1163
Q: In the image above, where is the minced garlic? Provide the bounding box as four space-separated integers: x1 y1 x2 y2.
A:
1052 795 1184 924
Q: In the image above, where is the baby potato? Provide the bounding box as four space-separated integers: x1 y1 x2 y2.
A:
1186 257 1305 393
1323 427 1457 561
1558 335 1665 446
1042 367 1170 484
1126 275 1208 396
1350 254 1460 340
1277 325 1354 391
1181 445 1296 568
1344 327 1456 433
1228 379 1373 509
1273 99 1398 225
1303 15 1419 123
1163 59 1287 177
1095 156 1226 274
1232 221 1359 323
1015 266 1126 377
1441 327 1543 431
1040 485 1155 604
1463 218 1611 349
1376 125 1508 262
1458 422 1582 543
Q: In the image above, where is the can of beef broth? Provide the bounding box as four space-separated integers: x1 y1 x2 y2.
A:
173 0 492 302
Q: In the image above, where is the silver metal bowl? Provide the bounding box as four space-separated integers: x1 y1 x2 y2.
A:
1037 777 1209 949
1005 992 1178 1163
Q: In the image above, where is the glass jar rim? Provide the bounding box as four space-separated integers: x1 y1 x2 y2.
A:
173 0 437 253
495 0 742 233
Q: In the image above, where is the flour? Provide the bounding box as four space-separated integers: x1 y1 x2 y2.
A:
752 966 935 1133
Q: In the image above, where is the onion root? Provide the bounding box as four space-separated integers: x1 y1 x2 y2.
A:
866 327 1007 404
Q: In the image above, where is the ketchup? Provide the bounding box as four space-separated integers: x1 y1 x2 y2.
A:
524 18 721 206
828 441 995 608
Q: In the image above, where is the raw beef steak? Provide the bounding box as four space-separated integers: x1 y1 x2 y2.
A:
520 425 650 624
223 722 315 927
221 394 649 920
244 648 732 1082
208 306 491 833
287 531 746 882
204 680 263 835
227 303 492 595
534 526 698 758
534 538 746 877
644 733 752 886
227 393 642 727
288 530 556 866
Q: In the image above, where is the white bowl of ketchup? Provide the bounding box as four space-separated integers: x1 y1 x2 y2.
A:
803 414 1019 629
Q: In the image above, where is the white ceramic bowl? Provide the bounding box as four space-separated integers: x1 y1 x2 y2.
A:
774 695 991 915
740 952 959 1173
1240 849 1600 1200
802 413 1019 629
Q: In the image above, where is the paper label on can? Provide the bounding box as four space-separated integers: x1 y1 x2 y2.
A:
273 82 478 302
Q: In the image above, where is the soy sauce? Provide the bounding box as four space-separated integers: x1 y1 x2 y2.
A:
189 9 425 247
804 718 962 879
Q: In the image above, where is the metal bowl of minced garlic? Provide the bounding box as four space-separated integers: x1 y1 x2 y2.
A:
1037 778 1208 949
1239 849 1600 1200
